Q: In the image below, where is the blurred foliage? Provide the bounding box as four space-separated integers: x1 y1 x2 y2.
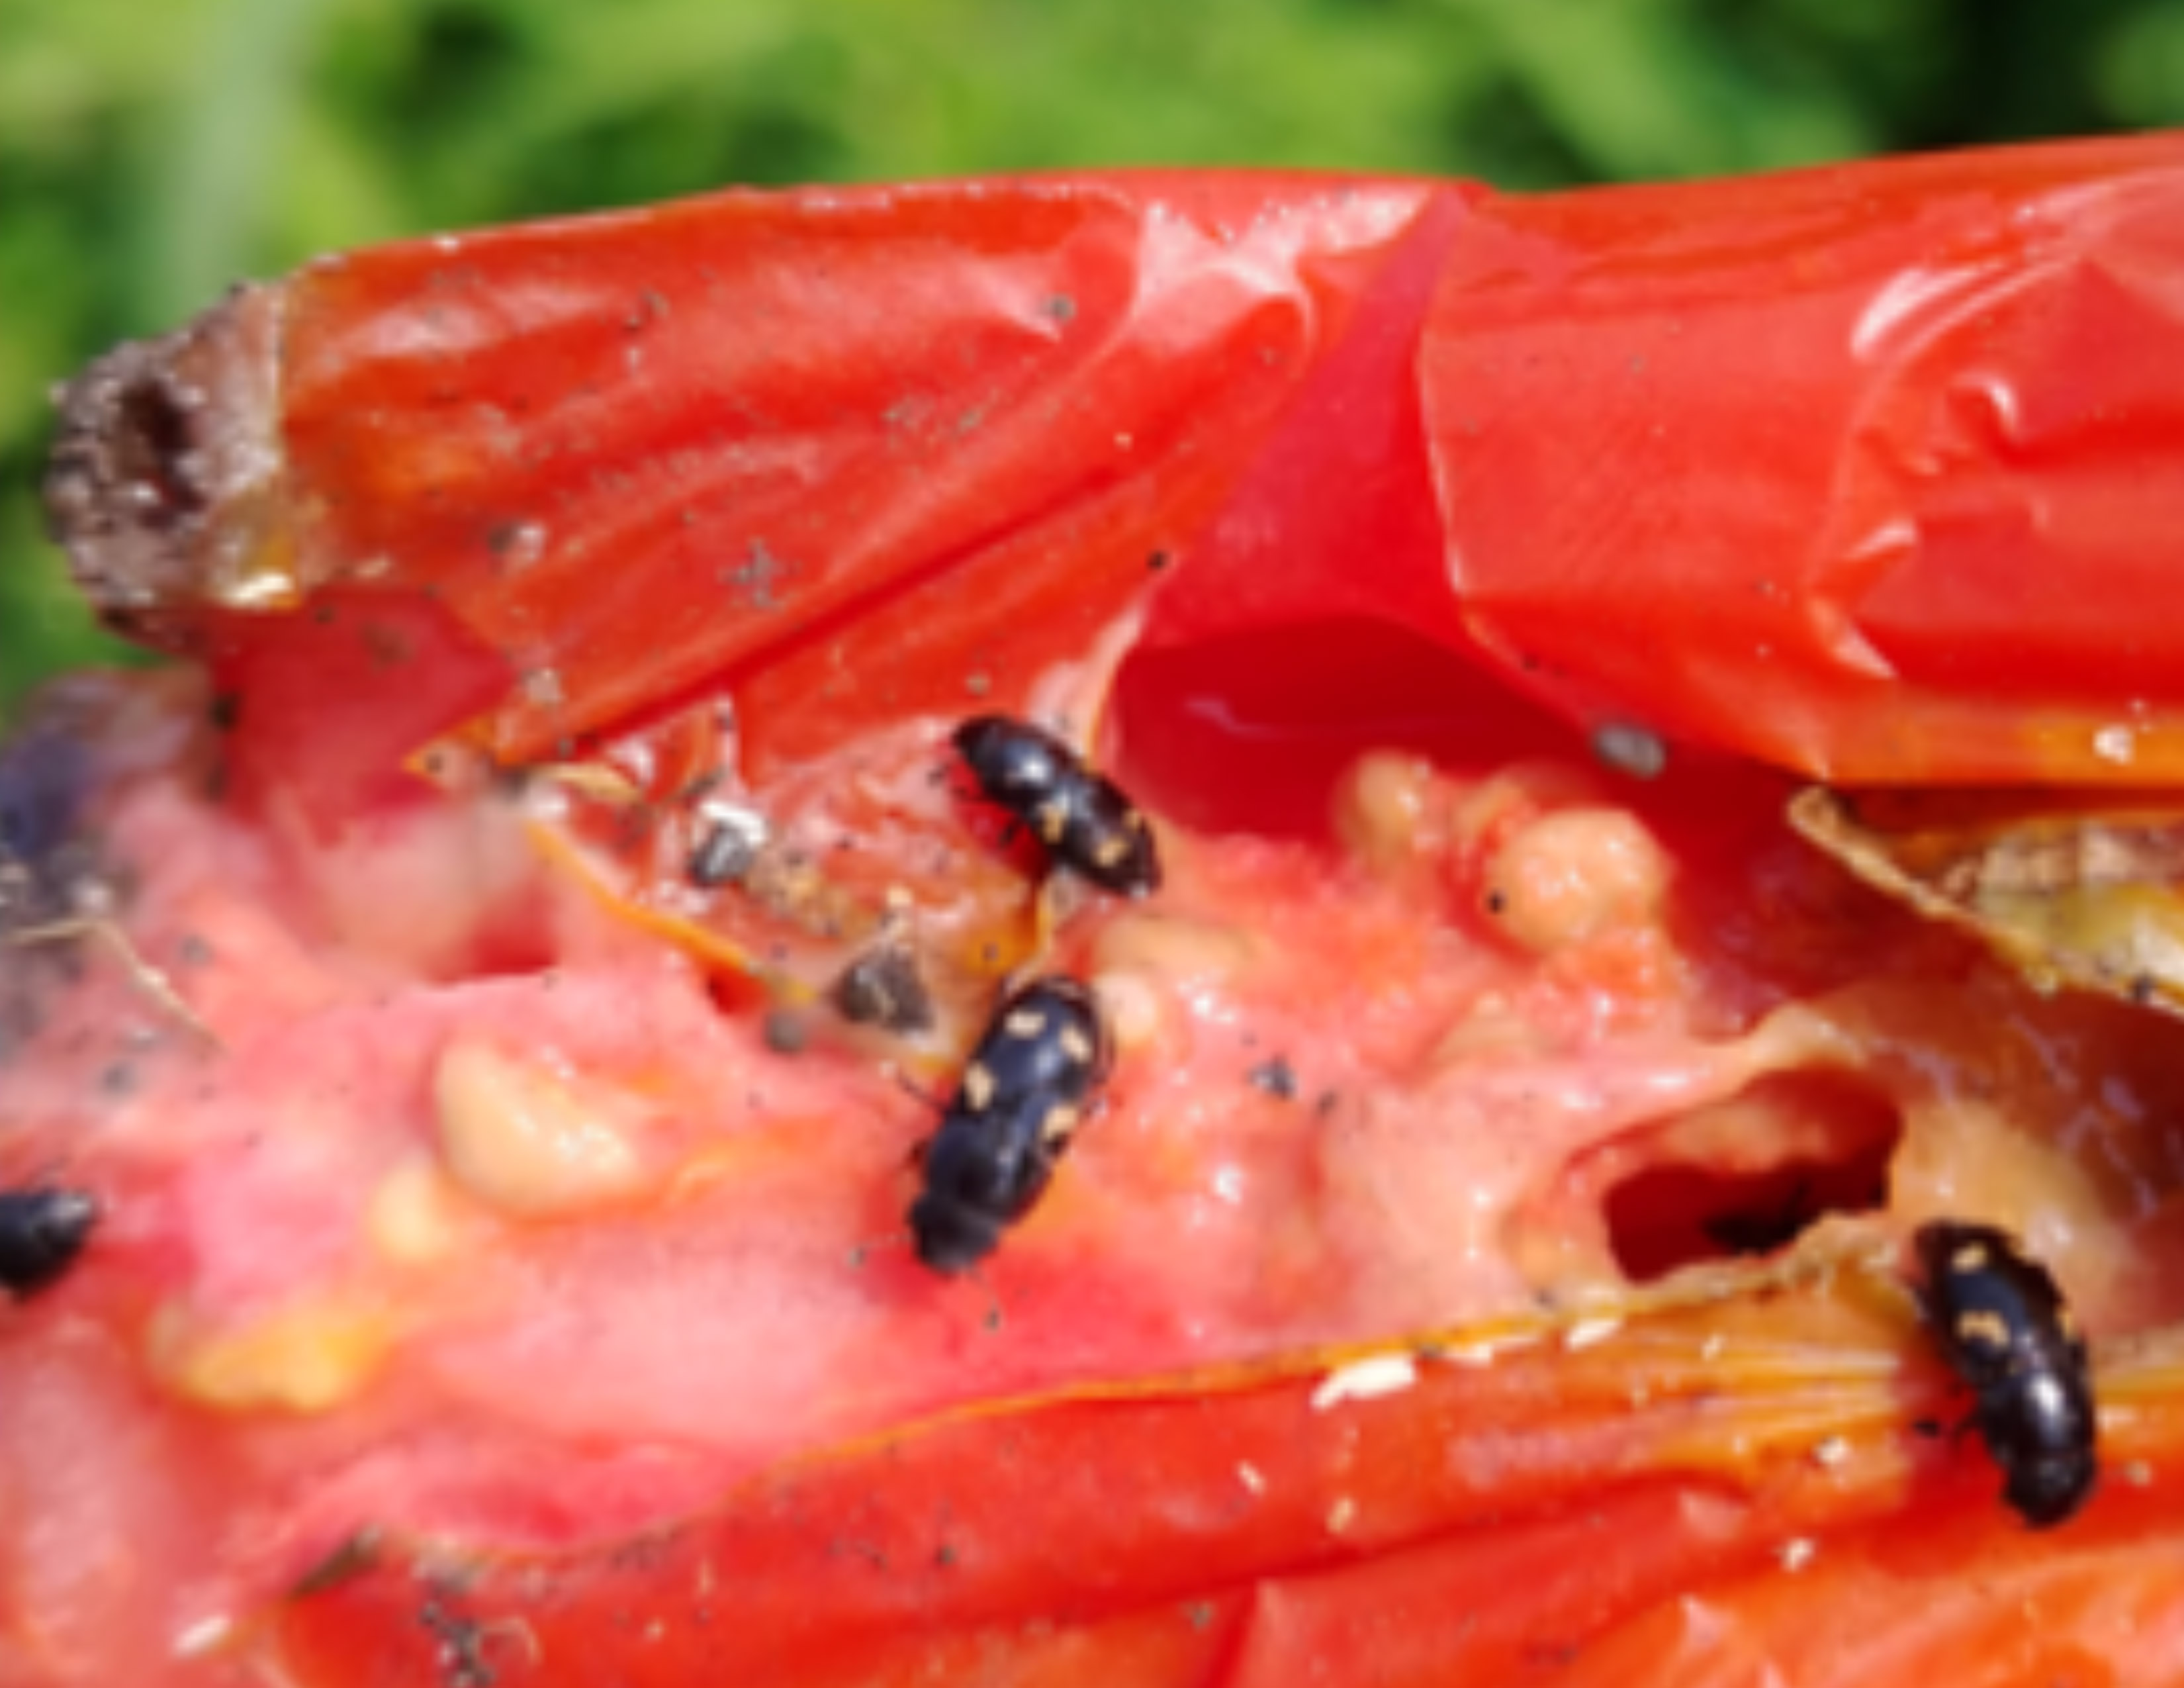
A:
3 0 2179 716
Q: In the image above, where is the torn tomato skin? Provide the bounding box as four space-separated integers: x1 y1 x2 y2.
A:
203 592 514 831
264 1278 2184 1686
1425 130 2184 788
71 131 2184 814
258 174 1464 790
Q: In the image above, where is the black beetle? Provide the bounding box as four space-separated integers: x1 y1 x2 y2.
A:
952 716 1160 897
0 1186 99 1297
909 976 1112 1274
1913 1219 2097 1528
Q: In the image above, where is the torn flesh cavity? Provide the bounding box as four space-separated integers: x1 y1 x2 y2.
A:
7 665 2184 1684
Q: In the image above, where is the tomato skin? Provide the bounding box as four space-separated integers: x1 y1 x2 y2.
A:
1424 129 2184 786
268 175 1462 778
49 134 2184 795
263 1278 2184 1686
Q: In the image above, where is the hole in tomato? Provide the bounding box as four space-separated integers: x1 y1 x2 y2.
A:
1574 1070 1902 1284
1109 616 1585 839
1604 1148 1894 1282
456 890 565 982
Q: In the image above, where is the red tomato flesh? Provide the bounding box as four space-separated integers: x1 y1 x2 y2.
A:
7 624 2184 1684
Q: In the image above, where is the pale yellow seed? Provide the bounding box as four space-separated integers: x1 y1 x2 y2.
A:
1482 806 1670 954
154 1298 390 1414
433 1037 654 1219
1332 751 1435 869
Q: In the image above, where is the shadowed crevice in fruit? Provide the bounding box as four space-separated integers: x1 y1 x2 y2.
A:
1596 1072 1903 1283
1109 615 1586 841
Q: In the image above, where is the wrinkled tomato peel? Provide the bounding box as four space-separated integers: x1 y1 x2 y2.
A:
265 178 1460 784
263 1276 2184 1685
144 134 2184 806
1426 130 2184 785
1129 190 1473 657
206 591 512 830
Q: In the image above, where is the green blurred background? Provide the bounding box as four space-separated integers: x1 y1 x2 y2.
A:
6 0 2183 717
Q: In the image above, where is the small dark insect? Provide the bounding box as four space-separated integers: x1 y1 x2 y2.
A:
832 941 935 1035
686 808 764 887
952 716 1160 896
1246 1055 1298 1100
0 1186 99 1297
910 976 1112 1274
1913 1219 2097 1528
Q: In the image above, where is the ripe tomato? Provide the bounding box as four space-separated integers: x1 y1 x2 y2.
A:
16 132 2184 1685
